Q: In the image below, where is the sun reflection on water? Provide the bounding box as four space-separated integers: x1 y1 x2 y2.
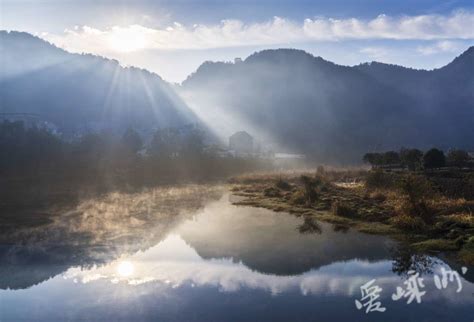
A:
117 261 134 277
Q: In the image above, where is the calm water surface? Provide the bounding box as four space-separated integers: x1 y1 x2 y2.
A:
0 191 473 321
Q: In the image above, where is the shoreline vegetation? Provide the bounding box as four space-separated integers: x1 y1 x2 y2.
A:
1 121 473 266
0 121 272 233
229 167 474 266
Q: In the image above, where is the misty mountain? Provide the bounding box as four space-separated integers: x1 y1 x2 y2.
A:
0 31 197 136
1 31 472 163
180 48 474 163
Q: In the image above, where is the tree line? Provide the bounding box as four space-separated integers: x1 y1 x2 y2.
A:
0 120 270 189
363 148 472 170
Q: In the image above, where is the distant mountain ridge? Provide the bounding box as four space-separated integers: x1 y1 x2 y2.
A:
1 30 472 162
0 31 197 136
180 47 474 163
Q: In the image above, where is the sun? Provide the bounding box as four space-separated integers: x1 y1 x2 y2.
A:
108 27 147 53
116 261 135 277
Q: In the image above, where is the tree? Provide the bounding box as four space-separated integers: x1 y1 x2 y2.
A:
383 151 400 165
423 148 446 169
181 128 205 158
400 148 423 171
121 128 143 154
446 149 470 168
363 153 383 168
148 128 180 158
397 174 434 222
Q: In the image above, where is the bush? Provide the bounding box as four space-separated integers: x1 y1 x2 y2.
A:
316 165 326 176
331 201 357 217
264 186 281 198
370 192 387 202
275 178 291 190
300 175 319 205
391 214 426 231
399 199 432 223
365 169 397 190
290 190 307 205
397 174 435 203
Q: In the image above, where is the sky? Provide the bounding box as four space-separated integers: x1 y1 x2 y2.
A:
1 0 473 82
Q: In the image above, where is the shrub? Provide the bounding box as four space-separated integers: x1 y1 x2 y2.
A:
397 174 434 221
298 217 322 234
370 192 387 202
290 190 307 205
316 165 326 176
399 199 432 223
275 178 291 190
300 175 319 205
391 214 426 231
263 186 281 198
331 201 357 217
365 169 397 190
397 174 434 203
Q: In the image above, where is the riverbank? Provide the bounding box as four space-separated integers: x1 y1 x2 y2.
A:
229 169 474 265
0 181 225 239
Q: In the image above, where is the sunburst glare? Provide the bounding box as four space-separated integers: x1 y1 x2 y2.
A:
117 261 135 277
108 27 148 53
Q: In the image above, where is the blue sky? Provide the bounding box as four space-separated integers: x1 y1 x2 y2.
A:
1 0 473 82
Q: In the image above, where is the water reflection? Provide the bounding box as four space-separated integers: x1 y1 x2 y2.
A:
0 190 472 322
174 195 395 276
0 185 224 289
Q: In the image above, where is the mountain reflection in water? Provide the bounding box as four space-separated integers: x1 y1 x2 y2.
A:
0 189 472 322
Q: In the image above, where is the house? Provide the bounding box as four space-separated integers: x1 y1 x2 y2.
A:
229 131 253 154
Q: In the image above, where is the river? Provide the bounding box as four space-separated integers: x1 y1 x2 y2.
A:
0 187 472 321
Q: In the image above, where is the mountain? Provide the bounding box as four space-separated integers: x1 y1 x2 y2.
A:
2 31 472 163
180 47 474 163
0 31 197 136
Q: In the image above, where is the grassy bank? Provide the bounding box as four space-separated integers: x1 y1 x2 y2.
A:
229 169 474 265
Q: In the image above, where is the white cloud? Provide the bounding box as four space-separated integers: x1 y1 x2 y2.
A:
359 46 389 60
416 40 464 55
42 11 474 55
62 234 474 304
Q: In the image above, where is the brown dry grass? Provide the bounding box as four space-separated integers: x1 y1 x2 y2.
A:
229 169 474 264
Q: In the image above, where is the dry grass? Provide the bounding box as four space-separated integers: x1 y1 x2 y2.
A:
228 167 368 184
390 215 426 231
331 201 358 218
230 168 474 264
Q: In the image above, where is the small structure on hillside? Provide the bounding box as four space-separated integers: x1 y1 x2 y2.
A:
229 131 253 155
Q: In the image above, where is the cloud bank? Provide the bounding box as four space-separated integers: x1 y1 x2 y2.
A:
42 11 474 54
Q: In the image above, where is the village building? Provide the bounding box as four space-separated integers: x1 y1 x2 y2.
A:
229 131 253 155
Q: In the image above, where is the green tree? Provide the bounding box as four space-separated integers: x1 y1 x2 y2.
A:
383 151 400 165
148 128 180 158
180 128 205 158
423 148 446 169
446 149 470 168
363 153 383 167
400 148 423 171
121 128 143 154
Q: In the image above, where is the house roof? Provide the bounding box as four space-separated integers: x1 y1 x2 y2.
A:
230 131 252 139
230 131 252 138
